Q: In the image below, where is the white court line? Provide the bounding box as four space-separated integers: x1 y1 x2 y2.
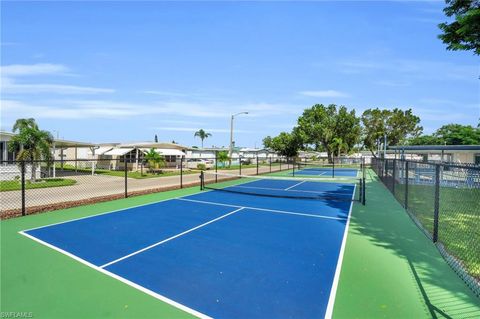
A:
324 184 357 319
21 195 191 233
100 207 244 268
18 230 212 319
178 198 347 221
284 180 306 190
230 184 341 195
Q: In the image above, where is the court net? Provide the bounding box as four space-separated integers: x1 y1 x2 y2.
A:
200 171 365 204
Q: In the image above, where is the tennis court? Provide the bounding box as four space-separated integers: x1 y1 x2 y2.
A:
20 173 359 319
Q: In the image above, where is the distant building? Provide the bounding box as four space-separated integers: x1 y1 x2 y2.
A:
389 145 480 165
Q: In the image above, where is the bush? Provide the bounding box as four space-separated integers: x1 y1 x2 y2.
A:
197 163 207 170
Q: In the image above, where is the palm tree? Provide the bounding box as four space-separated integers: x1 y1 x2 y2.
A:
194 129 212 148
8 118 53 182
331 137 349 157
143 148 166 172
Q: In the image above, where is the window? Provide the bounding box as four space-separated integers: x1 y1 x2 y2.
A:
475 154 480 165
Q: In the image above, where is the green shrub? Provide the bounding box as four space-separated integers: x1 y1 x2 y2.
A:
197 163 207 170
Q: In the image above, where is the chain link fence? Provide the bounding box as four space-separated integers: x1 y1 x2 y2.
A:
372 157 480 298
0 155 294 219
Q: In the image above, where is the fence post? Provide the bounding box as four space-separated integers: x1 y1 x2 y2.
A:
433 164 441 243
362 177 366 205
392 159 396 195
239 156 242 175
124 157 128 198
180 156 184 188
332 157 335 178
200 171 204 190
405 161 409 210
279 158 282 171
21 161 26 216
269 156 272 173
256 155 259 175
215 151 218 183
292 158 295 176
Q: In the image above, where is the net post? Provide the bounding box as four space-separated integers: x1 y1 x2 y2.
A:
124 156 128 198
215 151 218 183
256 154 259 175
21 160 26 216
404 161 409 209
180 156 184 188
433 164 440 243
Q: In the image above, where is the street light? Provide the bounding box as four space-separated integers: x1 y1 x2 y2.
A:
229 112 248 164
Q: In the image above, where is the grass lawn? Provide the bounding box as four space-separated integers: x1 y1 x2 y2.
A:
394 183 480 282
0 178 77 192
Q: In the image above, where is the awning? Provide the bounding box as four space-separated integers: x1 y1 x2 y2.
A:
103 148 134 156
89 147 113 155
156 148 185 156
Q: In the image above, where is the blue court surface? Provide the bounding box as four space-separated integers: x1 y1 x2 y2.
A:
21 178 356 319
294 167 358 177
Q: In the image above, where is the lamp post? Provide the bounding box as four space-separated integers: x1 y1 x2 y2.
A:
229 112 248 165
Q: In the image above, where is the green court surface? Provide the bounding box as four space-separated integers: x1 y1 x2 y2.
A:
1 170 479 318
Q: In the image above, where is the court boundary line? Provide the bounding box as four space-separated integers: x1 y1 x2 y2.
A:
18 230 212 319
227 184 352 196
324 184 357 319
178 197 347 221
20 194 199 233
99 207 244 268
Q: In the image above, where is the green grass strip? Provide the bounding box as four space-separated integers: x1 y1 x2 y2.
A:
0 178 77 192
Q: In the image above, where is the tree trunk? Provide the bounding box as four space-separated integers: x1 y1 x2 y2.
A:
30 161 37 183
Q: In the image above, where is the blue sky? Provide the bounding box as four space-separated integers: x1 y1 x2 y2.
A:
1 1 479 148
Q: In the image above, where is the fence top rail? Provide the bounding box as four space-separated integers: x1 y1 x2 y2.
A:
373 158 480 171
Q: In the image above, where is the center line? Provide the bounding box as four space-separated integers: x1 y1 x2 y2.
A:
284 180 306 190
100 207 244 269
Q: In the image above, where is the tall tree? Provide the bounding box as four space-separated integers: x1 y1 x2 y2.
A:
194 129 212 148
435 124 480 144
438 0 480 55
8 118 54 182
297 104 360 162
263 130 303 158
362 108 422 157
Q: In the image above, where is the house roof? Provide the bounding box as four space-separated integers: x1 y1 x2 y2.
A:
141 148 185 156
389 145 480 152
103 148 135 156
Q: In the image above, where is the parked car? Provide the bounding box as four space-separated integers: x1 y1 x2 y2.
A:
186 158 214 169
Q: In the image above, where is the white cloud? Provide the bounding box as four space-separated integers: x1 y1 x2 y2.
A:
2 79 115 94
299 90 349 98
153 127 250 133
337 58 478 81
1 99 300 121
1 63 69 76
1 63 114 95
143 90 187 97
